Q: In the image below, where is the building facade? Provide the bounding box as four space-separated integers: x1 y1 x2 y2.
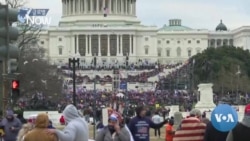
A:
38 0 250 66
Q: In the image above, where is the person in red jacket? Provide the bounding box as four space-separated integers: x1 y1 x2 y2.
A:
59 115 65 125
166 119 175 141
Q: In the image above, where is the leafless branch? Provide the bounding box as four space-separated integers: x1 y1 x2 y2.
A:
5 0 27 8
5 0 42 51
17 23 42 51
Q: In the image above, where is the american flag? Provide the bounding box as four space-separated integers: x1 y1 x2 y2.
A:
103 7 109 17
137 127 148 134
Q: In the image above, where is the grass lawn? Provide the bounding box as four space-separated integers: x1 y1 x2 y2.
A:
57 125 166 141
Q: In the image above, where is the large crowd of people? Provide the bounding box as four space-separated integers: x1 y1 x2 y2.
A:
59 61 182 83
16 60 250 113
1 103 250 141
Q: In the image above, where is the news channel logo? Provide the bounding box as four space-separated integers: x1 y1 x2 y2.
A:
17 7 50 25
17 7 31 23
211 104 238 132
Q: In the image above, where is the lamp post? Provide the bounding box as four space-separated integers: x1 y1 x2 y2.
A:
124 55 129 116
68 54 80 106
93 55 97 139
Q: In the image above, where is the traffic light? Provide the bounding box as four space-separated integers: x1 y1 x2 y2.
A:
11 80 20 97
0 5 20 73
11 80 19 90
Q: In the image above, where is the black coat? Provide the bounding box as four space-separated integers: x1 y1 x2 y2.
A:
204 121 229 141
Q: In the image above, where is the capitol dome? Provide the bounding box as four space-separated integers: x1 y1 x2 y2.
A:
59 0 140 27
159 19 192 31
215 20 227 31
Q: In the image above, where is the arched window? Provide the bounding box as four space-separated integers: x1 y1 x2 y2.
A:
187 47 192 57
157 48 162 57
188 50 192 57
177 47 181 57
196 47 201 54
144 45 149 55
58 46 63 55
166 48 171 57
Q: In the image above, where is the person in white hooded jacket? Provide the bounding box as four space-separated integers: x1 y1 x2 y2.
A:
48 104 89 141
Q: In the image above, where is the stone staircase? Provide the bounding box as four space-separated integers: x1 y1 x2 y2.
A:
147 65 183 82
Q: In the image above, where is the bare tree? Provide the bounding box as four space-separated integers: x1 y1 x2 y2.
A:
18 44 63 110
17 24 43 52
3 0 62 110
4 0 43 51
5 0 27 8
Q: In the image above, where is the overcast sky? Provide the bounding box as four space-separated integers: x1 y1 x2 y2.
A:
2 0 250 30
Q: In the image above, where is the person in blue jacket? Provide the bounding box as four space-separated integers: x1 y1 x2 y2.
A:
128 106 168 141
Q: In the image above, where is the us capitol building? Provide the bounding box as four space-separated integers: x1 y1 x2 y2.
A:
39 0 250 66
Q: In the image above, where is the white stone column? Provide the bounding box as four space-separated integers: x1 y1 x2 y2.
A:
75 0 77 14
90 0 93 13
97 0 99 14
72 35 75 54
102 0 105 8
133 0 136 15
98 35 101 56
125 0 127 14
131 0 134 15
132 0 135 15
127 0 130 15
62 0 66 16
133 35 136 55
71 0 73 14
118 0 120 13
115 0 118 14
76 35 79 54
62 0 64 15
134 0 136 15
72 0 75 14
85 35 88 56
107 35 110 56
68 0 71 15
129 35 132 55
65 0 67 15
109 0 112 14
116 35 119 56
81 0 84 12
78 0 81 14
120 35 123 56
120 0 123 14
79 0 81 13
130 0 134 15
67 0 70 15
89 35 92 56
84 0 87 13
67 0 69 15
